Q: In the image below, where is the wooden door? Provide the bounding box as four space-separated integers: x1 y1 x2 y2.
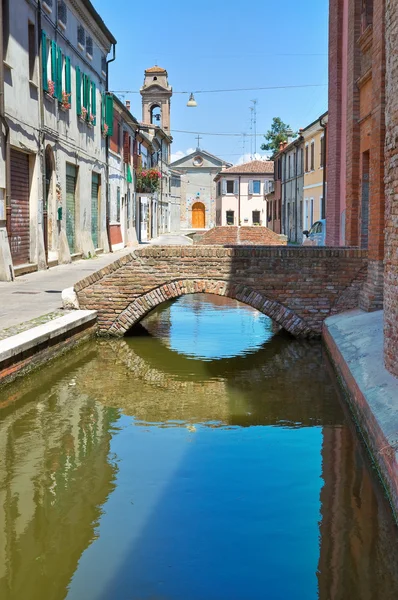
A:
192 202 205 228
10 149 30 265
91 173 99 249
66 164 76 254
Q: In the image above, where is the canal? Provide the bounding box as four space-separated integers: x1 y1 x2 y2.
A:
1 293 398 599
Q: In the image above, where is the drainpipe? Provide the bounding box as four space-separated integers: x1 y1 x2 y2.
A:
38 2 48 266
106 43 116 252
320 116 327 221
0 0 11 250
238 175 241 225
294 144 298 243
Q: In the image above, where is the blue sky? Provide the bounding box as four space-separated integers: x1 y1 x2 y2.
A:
93 0 329 164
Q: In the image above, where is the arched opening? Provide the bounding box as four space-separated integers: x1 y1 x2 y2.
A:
192 201 205 229
44 145 56 261
108 279 311 339
150 104 162 127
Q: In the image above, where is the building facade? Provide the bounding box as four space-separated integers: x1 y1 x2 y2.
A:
170 148 229 230
327 0 385 311
302 112 328 233
108 97 138 250
0 0 116 280
278 138 304 243
268 155 282 234
214 160 274 227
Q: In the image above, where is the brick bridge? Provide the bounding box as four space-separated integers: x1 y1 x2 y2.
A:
75 246 368 338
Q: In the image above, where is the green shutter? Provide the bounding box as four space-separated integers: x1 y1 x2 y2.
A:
101 92 105 130
51 40 57 84
65 56 71 96
91 82 96 125
105 94 113 136
41 31 48 92
86 77 91 119
56 47 63 100
76 66 81 115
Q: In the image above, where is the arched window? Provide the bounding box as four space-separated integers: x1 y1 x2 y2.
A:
150 105 162 127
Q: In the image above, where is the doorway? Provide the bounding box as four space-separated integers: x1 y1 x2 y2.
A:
66 163 77 254
192 202 205 229
44 145 55 261
91 173 100 249
10 149 30 265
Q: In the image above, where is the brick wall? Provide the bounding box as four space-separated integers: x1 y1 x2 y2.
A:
326 0 345 246
195 226 287 246
75 246 368 338
384 0 398 377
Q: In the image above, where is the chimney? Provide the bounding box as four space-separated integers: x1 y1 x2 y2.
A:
126 100 131 111
279 141 284 151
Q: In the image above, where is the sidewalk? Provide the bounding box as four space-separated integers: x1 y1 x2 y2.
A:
324 309 398 517
0 248 133 332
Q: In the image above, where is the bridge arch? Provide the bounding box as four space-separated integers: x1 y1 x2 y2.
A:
107 279 313 338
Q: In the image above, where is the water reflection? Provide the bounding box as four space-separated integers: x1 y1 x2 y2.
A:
0 294 397 599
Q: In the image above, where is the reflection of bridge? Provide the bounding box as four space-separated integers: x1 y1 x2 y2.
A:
75 246 368 338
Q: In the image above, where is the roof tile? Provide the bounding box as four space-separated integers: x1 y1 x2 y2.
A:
220 159 274 174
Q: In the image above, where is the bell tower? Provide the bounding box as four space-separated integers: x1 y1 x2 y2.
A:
140 66 172 132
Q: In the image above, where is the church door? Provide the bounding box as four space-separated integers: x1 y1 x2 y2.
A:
192 202 205 228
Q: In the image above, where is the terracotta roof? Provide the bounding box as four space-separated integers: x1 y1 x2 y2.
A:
145 65 167 73
220 159 274 175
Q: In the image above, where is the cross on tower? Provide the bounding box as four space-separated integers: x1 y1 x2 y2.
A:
196 135 202 149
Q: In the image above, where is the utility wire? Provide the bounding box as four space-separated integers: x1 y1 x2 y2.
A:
111 83 327 95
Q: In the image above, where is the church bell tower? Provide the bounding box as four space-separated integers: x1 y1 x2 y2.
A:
140 66 172 132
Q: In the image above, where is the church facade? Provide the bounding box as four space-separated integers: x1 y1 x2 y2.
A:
170 149 230 230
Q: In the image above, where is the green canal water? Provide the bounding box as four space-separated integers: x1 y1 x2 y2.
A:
1 293 398 600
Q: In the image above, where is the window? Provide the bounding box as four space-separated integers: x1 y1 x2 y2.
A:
101 55 107 75
300 148 304 175
300 200 303 228
226 180 235 194
86 36 93 58
58 0 67 26
28 22 37 83
226 210 234 225
361 0 373 32
77 25 85 49
288 155 291 179
252 180 261 194
310 142 315 171
252 210 261 225
274 200 277 221
310 197 314 225
320 136 325 168
217 181 221 196
305 144 309 172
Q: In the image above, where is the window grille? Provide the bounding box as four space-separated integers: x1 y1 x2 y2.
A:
86 36 93 57
77 25 85 48
58 0 67 24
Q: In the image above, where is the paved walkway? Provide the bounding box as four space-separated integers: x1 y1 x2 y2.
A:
0 248 133 331
147 233 193 246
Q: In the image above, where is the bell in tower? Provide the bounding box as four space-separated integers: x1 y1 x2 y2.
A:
140 66 172 132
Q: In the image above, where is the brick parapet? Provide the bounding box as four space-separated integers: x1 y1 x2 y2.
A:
74 246 368 339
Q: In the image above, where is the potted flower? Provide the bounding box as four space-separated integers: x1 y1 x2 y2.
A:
102 123 109 138
136 168 161 193
88 113 95 126
60 91 71 111
80 106 88 121
47 80 55 98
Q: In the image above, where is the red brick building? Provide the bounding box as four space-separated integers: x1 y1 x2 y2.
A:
327 0 385 312
384 0 398 378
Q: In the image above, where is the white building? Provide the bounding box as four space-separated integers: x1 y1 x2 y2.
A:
214 160 274 226
0 0 116 280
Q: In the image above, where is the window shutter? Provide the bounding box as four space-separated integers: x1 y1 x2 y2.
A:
76 65 81 115
101 92 105 129
51 40 57 84
222 179 227 194
91 81 96 125
248 180 253 194
234 179 239 194
105 94 114 136
86 77 91 117
65 55 71 96
56 47 63 99
41 31 48 91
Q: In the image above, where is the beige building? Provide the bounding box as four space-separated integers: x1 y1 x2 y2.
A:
214 160 274 226
301 112 328 232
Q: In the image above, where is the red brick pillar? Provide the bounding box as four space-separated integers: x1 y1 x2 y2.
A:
359 0 386 311
345 0 362 247
384 0 398 376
